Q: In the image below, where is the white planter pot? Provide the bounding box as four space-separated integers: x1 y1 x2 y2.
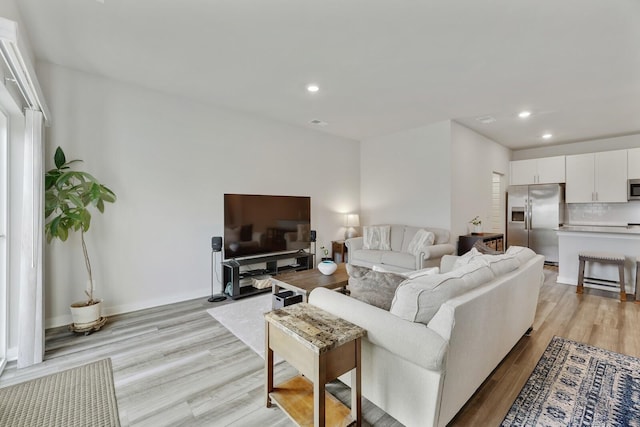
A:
318 260 337 275
70 300 102 327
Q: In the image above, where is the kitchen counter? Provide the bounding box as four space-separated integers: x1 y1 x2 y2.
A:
557 225 640 235
557 227 639 295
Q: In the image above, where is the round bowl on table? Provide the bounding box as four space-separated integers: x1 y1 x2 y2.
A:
318 260 337 275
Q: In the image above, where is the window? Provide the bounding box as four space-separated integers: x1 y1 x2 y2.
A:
490 172 504 233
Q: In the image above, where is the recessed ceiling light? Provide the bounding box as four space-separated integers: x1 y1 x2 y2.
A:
542 133 553 140
518 111 531 119
309 119 328 126
306 84 319 93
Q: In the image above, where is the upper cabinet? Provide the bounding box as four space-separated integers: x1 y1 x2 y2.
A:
510 156 565 185
566 150 628 203
628 148 640 179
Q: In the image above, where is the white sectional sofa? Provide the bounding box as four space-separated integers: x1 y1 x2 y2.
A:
346 224 455 272
308 246 545 427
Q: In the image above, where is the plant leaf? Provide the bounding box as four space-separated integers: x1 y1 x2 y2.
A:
54 147 66 169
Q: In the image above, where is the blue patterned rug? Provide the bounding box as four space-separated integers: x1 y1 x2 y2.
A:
502 336 640 426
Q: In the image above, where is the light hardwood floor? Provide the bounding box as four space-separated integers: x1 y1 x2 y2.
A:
1 267 639 426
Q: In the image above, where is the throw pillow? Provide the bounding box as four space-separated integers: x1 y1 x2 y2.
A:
362 225 391 250
390 260 492 324
505 246 537 264
406 229 435 256
346 263 406 311
472 240 502 255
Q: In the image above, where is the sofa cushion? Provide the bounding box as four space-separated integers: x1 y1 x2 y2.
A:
407 229 435 256
350 249 384 265
363 225 391 250
452 248 520 276
381 251 416 270
506 245 537 264
390 261 494 324
389 225 406 252
346 264 406 310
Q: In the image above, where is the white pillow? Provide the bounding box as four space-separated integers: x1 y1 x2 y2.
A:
390 261 492 324
452 247 484 270
506 246 537 264
406 229 435 256
363 225 391 250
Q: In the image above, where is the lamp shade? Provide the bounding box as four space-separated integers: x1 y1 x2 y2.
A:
345 214 360 227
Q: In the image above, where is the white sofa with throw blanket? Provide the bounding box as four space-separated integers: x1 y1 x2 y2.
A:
308 246 545 427
346 224 455 271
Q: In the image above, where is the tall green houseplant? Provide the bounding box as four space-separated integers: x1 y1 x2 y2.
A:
45 146 116 306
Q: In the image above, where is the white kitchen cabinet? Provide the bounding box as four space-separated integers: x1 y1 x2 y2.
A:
566 150 627 203
628 148 640 179
510 156 565 185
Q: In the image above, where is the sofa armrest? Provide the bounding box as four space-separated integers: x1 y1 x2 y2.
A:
418 243 456 267
345 237 363 252
309 287 448 371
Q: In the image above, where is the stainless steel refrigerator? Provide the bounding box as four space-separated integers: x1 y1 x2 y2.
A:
507 184 565 264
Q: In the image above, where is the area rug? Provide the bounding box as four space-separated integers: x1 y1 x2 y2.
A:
502 336 640 426
0 358 120 427
207 292 281 362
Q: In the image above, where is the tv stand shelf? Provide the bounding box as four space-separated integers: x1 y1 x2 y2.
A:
223 251 313 299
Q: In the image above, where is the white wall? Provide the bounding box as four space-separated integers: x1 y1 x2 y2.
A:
512 133 640 160
36 61 360 327
360 121 452 228
450 122 511 241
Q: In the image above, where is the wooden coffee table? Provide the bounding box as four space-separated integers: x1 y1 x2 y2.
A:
271 263 348 303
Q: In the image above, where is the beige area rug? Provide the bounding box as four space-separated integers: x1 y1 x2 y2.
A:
0 358 120 427
207 292 282 363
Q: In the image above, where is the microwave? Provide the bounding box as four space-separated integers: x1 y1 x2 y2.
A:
629 179 640 200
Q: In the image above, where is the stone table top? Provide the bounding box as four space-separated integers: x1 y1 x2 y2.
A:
264 303 366 354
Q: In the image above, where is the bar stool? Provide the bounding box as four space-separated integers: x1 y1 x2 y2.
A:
577 252 626 301
635 256 640 304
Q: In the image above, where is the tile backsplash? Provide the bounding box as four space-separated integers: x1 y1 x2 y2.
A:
566 202 640 226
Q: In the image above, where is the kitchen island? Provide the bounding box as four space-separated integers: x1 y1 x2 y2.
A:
557 225 640 297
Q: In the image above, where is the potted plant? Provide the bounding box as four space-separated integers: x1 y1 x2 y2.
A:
469 216 482 234
44 146 116 328
319 246 332 261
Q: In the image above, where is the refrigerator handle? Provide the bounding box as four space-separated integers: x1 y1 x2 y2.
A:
524 199 529 230
528 198 533 230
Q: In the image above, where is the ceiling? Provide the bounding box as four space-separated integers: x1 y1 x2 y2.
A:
14 0 640 150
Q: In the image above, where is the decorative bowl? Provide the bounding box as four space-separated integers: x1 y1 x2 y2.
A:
317 260 337 275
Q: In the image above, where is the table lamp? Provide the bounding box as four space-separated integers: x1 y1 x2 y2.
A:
344 214 360 239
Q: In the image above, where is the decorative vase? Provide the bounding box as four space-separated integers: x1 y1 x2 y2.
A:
70 300 102 327
317 260 337 275
474 224 482 234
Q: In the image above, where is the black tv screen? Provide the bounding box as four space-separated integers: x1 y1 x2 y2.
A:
223 194 311 259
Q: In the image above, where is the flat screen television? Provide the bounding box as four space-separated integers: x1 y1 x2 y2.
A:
223 194 311 260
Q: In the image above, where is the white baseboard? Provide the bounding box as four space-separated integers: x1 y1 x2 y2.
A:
557 276 577 286
45 289 209 329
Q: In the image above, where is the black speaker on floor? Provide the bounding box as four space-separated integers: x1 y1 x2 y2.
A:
310 230 317 242
211 236 222 252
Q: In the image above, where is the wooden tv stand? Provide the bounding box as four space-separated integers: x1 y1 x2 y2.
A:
222 251 313 299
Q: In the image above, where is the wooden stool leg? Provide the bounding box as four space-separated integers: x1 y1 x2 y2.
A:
577 259 585 294
619 263 627 302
